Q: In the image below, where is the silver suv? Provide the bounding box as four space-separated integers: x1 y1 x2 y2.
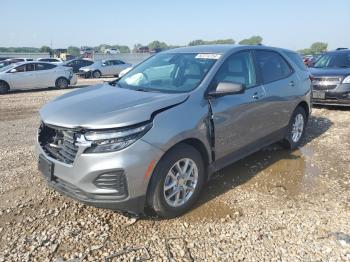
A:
37 45 311 218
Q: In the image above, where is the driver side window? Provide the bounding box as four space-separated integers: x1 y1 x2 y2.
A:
213 51 256 88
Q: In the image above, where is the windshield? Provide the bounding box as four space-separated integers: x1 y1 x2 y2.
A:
116 53 219 93
314 52 350 68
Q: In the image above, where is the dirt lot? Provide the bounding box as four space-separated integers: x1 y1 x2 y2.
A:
0 82 349 261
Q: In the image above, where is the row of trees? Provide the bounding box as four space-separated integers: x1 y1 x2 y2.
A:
188 36 263 46
298 42 328 55
0 38 328 55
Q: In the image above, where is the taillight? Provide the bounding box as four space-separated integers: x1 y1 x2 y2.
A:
309 74 315 81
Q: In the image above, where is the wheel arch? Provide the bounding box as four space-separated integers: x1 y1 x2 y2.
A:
297 100 310 118
0 79 10 88
145 138 210 207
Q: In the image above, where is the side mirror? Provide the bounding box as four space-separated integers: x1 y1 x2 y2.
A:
9 68 17 73
207 82 245 97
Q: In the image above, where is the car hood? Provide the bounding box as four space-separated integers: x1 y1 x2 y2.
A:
309 67 350 77
39 84 189 129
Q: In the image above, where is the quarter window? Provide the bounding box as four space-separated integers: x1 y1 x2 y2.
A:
213 51 256 88
255 50 292 83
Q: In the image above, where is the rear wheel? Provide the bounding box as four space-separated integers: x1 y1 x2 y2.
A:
283 106 307 150
0 81 9 94
147 144 205 218
55 77 69 89
92 70 101 78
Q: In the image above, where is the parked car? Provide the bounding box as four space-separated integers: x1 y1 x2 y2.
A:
0 57 12 62
103 48 120 54
37 45 311 217
0 58 34 69
310 49 350 106
0 61 77 94
78 59 131 78
37 58 63 65
63 59 94 73
4 58 34 64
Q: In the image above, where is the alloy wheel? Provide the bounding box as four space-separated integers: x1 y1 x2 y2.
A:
291 113 304 143
163 158 198 207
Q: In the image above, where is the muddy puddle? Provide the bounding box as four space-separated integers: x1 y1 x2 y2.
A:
184 144 323 221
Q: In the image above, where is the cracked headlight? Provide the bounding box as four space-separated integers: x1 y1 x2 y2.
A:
84 122 152 153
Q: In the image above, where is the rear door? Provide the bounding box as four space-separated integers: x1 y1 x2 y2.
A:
34 63 57 87
209 50 267 161
254 50 298 133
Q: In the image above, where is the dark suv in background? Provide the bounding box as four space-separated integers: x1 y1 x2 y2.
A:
310 49 350 106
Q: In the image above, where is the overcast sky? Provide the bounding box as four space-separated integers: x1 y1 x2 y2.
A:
1 0 349 50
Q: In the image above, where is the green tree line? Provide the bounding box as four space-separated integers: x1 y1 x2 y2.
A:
0 38 329 55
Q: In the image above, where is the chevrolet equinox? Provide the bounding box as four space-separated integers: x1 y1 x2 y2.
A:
37 45 311 218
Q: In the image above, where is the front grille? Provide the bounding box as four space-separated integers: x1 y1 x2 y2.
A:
38 123 79 164
312 77 341 90
94 171 128 196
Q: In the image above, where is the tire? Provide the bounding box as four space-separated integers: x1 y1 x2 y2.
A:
92 70 101 78
55 77 69 89
147 144 205 218
283 106 307 150
0 81 10 94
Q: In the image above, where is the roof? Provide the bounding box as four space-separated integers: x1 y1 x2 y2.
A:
165 45 237 54
164 44 294 55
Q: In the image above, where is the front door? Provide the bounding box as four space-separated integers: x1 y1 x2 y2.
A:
209 51 267 161
9 64 35 89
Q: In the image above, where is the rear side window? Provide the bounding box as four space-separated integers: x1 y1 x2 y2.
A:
284 51 307 71
36 63 56 70
255 50 293 83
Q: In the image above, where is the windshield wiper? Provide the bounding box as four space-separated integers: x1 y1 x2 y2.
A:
133 88 161 93
109 80 121 87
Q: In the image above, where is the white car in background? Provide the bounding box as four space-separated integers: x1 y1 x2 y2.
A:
37 58 63 65
0 61 77 94
79 59 131 78
103 48 120 54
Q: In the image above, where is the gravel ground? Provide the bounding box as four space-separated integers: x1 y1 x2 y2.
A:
0 83 349 261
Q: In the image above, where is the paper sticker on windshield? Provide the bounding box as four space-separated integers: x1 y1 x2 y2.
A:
195 53 222 60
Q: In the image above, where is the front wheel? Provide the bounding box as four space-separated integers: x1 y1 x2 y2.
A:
147 144 205 218
283 107 307 150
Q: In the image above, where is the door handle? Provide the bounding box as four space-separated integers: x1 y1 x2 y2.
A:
252 92 259 100
289 81 295 87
